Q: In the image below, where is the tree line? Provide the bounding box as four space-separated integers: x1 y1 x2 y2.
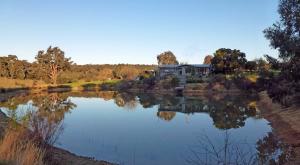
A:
0 47 155 84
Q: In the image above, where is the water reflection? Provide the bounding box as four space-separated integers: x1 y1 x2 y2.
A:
0 92 259 130
0 91 294 164
256 132 295 165
187 131 294 165
111 92 259 130
0 92 76 145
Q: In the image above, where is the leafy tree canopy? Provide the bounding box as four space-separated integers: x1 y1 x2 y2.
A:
35 46 72 84
157 51 179 65
211 48 247 74
263 0 300 106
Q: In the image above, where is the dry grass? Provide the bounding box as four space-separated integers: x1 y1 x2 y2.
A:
0 128 44 165
0 78 47 89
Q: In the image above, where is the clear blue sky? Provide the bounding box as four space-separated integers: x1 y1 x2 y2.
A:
0 0 279 64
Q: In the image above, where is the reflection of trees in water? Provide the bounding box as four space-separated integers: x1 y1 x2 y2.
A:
157 111 176 121
256 133 295 165
209 103 247 129
205 96 258 130
187 131 258 165
137 94 157 108
1 92 259 129
187 131 294 165
31 93 76 123
102 92 259 128
27 93 76 146
135 93 259 128
1 92 76 146
114 93 138 110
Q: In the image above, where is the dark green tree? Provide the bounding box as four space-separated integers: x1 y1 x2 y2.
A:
263 0 300 106
211 48 247 74
245 61 257 72
35 46 72 84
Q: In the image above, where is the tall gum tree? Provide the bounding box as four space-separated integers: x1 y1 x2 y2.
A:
35 46 72 85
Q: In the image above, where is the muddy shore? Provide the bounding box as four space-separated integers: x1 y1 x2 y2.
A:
257 92 300 164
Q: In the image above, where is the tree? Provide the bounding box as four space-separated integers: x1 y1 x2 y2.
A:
157 51 179 65
203 55 213 64
263 0 300 106
264 0 300 60
245 61 257 72
264 55 280 70
0 55 32 79
35 46 72 84
211 48 247 74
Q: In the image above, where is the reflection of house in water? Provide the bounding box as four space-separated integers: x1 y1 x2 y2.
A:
158 97 207 114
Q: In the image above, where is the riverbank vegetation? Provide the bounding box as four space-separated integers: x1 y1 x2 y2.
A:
0 127 44 165
0 0 299 164
0 49 155 89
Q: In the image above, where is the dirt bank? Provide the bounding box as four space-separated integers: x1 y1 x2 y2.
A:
257 92 300 164
0 110 115 165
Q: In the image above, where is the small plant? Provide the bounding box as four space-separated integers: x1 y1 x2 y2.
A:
170 77 179 87
0 128 45 165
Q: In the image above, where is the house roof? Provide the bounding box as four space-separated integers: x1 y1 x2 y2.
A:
158 64 211 68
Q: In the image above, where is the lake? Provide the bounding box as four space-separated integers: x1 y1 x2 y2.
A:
0 91 288 165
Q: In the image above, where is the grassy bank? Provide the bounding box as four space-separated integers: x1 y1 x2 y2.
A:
0 78 47 89
0 78 121 93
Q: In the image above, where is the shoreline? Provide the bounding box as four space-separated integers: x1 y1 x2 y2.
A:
0 110 115 165
257 92 300 164
1 88 300 164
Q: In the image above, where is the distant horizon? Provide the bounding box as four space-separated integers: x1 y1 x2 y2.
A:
1 0 279 64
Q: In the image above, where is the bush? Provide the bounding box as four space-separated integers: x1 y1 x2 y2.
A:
0 128 44 165
161 77 179 89
186 77 204 83
170 77 179 87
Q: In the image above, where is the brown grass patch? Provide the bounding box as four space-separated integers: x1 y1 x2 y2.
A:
0 78 46 89
0 128 44 165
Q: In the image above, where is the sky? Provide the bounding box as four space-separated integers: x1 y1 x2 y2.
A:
0 0 279 65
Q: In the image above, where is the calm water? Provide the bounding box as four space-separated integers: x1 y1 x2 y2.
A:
0 91 288 165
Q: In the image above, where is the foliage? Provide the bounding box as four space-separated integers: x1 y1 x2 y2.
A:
211 48 247 74
203 55 213 64
35 46 72 84
245 61 257 71
264 55 280 70
157 51 179 65
186 77 203 83
263 0 300 106
0 128 44 165
170 77 179 87
157 111 176 121
161 76 179 89
0 54 155 86
255 58 269 71
0 55 32 80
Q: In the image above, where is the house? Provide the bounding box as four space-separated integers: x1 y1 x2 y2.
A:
157 64 212 84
